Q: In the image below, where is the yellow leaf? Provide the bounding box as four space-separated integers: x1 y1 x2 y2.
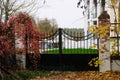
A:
88 25 94 32
89 44 97 49
108 39 115 42
109 52 113 55
65 78 70 80
111 0 117 6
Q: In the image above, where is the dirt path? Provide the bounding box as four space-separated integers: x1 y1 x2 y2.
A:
29 71 120 80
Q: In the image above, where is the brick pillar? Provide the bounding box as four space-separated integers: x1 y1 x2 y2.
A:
98 11 111 72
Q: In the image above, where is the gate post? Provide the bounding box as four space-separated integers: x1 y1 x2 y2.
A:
59 28 62 54
98 11 111 72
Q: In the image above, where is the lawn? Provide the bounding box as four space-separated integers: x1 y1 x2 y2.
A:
42 48 98 54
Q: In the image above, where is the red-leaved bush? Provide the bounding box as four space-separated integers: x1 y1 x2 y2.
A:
0 12 40 70
8 12 40 54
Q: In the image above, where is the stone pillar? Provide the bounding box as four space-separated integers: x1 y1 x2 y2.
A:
16 54 26 69
98 11 111 72
15 37 26 69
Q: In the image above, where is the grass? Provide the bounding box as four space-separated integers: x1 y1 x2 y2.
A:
43 48 98 54
4 70 58 80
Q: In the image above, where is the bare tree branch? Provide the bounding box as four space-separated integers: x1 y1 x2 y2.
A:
0 0 46 22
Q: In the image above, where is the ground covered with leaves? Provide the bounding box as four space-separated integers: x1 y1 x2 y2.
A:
30 71 120 80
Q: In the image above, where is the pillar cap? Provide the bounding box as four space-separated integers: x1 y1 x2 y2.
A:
98 11 110 20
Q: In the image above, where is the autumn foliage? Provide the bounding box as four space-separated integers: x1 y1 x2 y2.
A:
8 12 40 54
0 12 41 70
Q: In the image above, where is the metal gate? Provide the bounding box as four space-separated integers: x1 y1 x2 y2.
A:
39 28 99 54
27 28 99 71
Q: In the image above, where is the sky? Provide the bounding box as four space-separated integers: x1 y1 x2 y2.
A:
34 0 85 29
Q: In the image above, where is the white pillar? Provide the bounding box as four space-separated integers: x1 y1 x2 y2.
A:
98 11 111 72
99 41 111 72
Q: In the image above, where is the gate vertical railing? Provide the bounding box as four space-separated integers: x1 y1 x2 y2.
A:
38 28 99 54
58 28 62 54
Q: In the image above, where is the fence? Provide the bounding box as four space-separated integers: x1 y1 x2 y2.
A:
27 28 99 71
38 28 99 54
110 23 120 59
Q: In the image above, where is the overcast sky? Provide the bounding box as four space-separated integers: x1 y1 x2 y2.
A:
33 0 85 29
